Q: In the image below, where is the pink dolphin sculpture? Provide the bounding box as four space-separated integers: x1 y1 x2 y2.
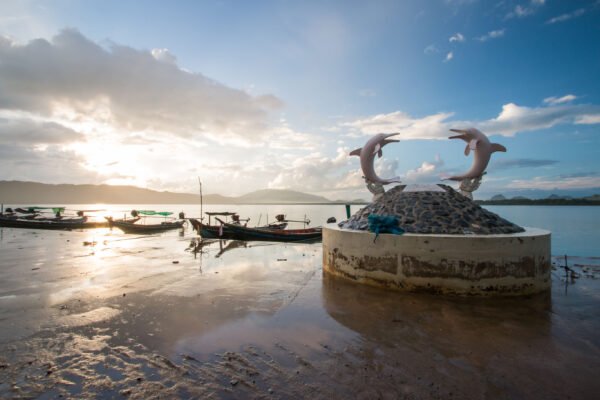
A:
350 133 401 185
446 128 506 181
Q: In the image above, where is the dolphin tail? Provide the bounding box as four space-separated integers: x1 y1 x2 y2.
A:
349 148 362 157
381 176 402 184
442 176 463 181
491 143 506 153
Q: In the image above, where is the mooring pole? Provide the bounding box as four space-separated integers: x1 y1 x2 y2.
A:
345 204 351 219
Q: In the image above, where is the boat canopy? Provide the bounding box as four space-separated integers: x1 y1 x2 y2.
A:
137 210 173 216
205 212 237 216
18 206 65 213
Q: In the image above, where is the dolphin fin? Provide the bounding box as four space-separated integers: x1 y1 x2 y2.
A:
491 143 507 153
378 149 383 158
469 139 479 151
464 144 470 156
349 148 362 157
372 143 381 156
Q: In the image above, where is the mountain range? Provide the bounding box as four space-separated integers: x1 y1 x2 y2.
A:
0 181 334 205
482 192 600 205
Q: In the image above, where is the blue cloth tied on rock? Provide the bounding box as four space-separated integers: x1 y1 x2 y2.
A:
367 214 404 242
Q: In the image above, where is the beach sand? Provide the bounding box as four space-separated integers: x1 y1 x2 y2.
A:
0 227 599 399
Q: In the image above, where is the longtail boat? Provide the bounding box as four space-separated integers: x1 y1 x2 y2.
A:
202 217 321 242
188 212 311 240
0 215 108 230
110 219 185 233
109 210 185 234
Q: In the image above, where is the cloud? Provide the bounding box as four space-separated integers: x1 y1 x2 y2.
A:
491 158 559 170
0 116 83 144
479 103 600 136
557 172 597 179
444 51 454 62
546 8 585 24
358 89 376 97
0 29 282 142
150 48 177 64
449 33 465 43
476 29 506 42
338 100 600 139
508 175 600 190
575 114 600 125
267 147 357 192
543 94 577 105
404 155 445 182
0 143 110 184
444 0 478 5
506 0 545 19
424 44 439 55
341 110 455 139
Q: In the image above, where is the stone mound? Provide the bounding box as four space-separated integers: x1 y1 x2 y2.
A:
339 184 525 235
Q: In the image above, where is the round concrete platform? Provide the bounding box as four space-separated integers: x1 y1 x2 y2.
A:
323 225 551 296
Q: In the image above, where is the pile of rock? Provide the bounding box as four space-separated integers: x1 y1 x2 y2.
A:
339 184 524 235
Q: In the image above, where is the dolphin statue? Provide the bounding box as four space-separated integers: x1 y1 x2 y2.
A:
445 128 506 181
349 133 401 185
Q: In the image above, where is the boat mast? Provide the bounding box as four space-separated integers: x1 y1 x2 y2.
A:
198 177 203 222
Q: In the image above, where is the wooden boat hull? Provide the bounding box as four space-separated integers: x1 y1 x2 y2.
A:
192 218 321 242
112 220 185 234
0 216 108 230
197 224 241 240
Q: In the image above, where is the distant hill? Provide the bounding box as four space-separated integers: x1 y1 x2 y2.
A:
547 194 573 200
235 189 330 204
0 181 333 204
478 192 600 206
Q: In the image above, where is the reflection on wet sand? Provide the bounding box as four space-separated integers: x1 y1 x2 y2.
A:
0 226 599 399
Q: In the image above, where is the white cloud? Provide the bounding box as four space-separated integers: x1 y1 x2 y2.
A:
506 0 545 19
508 175 600 190
479 103 600 136
546 8 585 24
338 100 600 139
267 147 355 192
0 116 83 144
543 94 577 105
424 44 439 55
449 33 465 43
151 48 177 64
0 143 110 184
444 51 454 62
476 29 506 42
575 114 600 125
0 29 282 142
340 110 455 139
404 155 445 182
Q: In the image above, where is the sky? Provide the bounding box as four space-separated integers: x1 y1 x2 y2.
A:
0 0 599 200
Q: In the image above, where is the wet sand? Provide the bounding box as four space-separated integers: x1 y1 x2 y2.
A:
0 227 599 399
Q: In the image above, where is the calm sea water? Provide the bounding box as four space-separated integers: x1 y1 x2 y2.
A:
3 203 599 256
0 203 599 398
484 206 600 257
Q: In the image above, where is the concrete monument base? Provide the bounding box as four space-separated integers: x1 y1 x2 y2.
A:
323 225 551 296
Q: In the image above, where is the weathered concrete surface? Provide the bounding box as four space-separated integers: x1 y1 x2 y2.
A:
323 225 551 295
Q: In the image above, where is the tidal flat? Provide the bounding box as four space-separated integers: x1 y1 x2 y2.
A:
0 226 599 399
